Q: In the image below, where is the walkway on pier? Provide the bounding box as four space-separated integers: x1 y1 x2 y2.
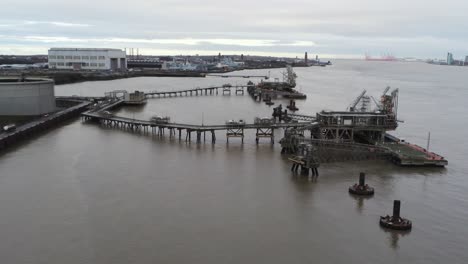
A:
83 112 313 131
287 113 316 122
145 85 249 98
81 106 317 144
207 74 269 79
56 95 106 101
58 83 307 103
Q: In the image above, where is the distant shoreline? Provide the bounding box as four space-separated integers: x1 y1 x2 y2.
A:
0 65 300 85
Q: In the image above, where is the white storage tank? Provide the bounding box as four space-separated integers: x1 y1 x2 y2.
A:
0 77 56 116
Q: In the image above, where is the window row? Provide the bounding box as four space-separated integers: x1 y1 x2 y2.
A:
49 55 107 60
49 62 106 67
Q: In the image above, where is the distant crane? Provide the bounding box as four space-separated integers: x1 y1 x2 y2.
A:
348 90 367 112
372 86 391 111
349 87 399 114
282 65 297 87
371 96 382 110
382 86 391 96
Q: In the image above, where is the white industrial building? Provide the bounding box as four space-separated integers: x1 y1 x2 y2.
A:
0 78 56 116
48 48 127 70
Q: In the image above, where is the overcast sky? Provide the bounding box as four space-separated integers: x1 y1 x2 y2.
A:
1 0 467 58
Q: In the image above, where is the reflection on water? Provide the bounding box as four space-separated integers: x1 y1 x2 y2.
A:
348 193 373 214
0 61 467 263
381 227 412 250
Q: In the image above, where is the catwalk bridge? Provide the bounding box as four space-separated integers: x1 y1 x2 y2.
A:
144 84 303 99
81 99 317 144
76 83 318 144
60 83 304 104
207 74 269 79
145 85 249 98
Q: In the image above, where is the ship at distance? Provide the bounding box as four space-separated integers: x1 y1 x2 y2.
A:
365 53 397 61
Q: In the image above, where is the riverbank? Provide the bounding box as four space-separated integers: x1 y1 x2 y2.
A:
0 98 91 152
0 69 208 85
0 61 331 85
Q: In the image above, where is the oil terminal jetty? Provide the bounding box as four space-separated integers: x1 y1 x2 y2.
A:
75 83 447 167
0 73 447 167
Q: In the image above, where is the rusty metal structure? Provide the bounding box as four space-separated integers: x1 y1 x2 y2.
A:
251 66 306 100
317 87 399 143
289 143 320 176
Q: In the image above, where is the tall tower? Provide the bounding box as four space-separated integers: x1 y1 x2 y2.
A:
447 52 454 65
305 52 308 64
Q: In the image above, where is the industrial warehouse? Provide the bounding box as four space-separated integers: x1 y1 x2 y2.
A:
48 48 127 71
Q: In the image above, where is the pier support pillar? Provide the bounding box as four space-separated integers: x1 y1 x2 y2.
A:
393 200 401 219
211 130 216 143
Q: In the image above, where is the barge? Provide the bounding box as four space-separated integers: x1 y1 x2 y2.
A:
380 135 447 166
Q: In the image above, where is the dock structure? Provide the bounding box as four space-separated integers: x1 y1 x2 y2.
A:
226 127 244 143
316 110 397 143
207 74 269 79
255 127 275 144
285 113 316 122
81 100 314 144
280 129 390 163
76 84 447 167
289 143 320 176
377 140 447 166
283 88 400 144
144 85 248 98
279 87 447 166
247 85 307 101
245 67 307 101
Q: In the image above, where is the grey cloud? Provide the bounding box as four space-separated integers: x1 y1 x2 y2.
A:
1 0 468 57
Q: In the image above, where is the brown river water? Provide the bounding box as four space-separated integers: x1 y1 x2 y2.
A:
0 60 467 263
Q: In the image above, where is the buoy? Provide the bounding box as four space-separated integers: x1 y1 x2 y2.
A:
349 172 374 195
379 200 412 230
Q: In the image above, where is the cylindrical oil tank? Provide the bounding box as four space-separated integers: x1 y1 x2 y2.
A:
0 78 56 116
